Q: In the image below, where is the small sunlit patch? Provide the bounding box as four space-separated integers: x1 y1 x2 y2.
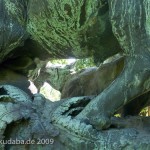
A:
66 58 77 64
114 114 121 117
40 82 61 102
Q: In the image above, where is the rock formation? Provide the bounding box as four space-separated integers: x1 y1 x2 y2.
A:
0 0 149 149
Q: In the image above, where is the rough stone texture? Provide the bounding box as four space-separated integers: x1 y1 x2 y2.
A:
0 90 149 150
0 67 36 97
61 54 124 98
40 82 61 101
34 62 73 92
27 0 120 61
1 0 120 63
0 0 28 62
76 0 150 130
0 0 149 149
61 55 150 117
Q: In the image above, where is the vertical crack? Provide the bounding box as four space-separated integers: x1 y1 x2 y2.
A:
79 0 86 27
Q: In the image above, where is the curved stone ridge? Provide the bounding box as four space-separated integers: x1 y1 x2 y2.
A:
27 0 100 57
0 84 33 142
0 84 32 103
51 96 99 139
51 96 150 149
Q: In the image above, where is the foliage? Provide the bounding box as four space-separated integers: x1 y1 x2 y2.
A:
73 57 95 71
140 107 149 116
50 59 69 65
50 57 95 72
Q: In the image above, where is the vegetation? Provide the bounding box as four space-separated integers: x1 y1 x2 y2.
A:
42 58 149 116
50 57 95 71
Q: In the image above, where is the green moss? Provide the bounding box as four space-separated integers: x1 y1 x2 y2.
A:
27 0 100 58
4 0 27 26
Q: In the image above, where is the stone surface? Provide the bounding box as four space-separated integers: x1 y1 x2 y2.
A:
27 0 120 61
61 55 150 117
40 82 61 101
0 0 149 149
0 91 149 150
76 0 150 130
61 54 124 98
0 67 36 97
34 62 73 92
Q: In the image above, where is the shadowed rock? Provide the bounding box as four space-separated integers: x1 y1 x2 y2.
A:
0 90 149 150
0 0 149 149
0 67 37 97
62 54 124 98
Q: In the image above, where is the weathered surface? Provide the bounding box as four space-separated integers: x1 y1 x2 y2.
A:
62 54 124 98
0 89 149 150
0 0 120 62
34 53 123 95
61 55 150 116
33 55 149 116
27 0 120 61
75 0 150 129
34 62 73 92
0 0 149 149
0 67 37 97
0 0 28 62
39 82 61 101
